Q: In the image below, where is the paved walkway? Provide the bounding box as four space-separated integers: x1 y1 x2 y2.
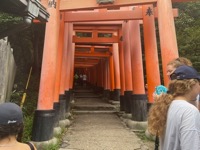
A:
59 86 152 150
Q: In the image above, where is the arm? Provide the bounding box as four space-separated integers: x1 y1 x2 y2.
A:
180 109 200 150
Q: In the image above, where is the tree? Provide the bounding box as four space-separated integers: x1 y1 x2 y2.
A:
173 1 200 71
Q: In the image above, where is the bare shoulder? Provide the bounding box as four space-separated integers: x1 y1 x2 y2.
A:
19 142 37 150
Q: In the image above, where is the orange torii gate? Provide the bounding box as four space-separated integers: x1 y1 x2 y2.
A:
31 0 195 143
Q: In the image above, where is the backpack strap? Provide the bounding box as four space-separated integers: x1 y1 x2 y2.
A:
154 134 159 150
26 142 35 150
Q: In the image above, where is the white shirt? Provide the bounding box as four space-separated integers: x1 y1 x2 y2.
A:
82 74 87 81
160 100 200 150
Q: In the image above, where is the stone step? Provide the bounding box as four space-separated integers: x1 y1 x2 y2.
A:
74 90 94 93
72 105 116 111
75 95 101 98
73 110 117 114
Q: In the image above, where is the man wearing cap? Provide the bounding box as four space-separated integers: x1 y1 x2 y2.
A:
0 102 36 150
148 65 200 150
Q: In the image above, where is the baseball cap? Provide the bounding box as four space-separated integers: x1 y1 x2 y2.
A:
0 102 23 125
170 65 200 80
155 85 168 95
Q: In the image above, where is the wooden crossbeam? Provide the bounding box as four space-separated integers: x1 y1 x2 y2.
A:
75 52 111 57
60 0 197 11
60 0 157 11
74 64 95 68
65 8 178 22
74 25 121 31
76 45 110 48
65 9 142 22
73 36 118 43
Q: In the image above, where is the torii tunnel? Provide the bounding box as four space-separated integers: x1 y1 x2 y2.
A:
31 0 192 142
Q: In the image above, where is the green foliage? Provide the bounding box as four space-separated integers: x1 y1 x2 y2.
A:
9 29 34 70
22 116 34 142
0 11 22 23
174 1 200 71
0 11 23 32
42 128 66 150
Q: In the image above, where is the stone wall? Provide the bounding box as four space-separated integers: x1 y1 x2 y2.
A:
0 38 16 104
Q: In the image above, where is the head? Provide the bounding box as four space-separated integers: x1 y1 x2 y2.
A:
166 57 192 78
169 65 200 100
148 65 200 136
0 103 24 141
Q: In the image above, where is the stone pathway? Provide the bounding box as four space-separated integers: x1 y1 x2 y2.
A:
59 86 152 150
59 113 150 150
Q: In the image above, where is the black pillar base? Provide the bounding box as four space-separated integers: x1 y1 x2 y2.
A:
65 90 71 113
59 94 66 120
113 89 120 101
103 89 110 101
53 102 60 126
147 102 153 113
110 90 115 100
32 109 55 141
105 89 110 100
69 88 73 102
131 94 147 121
124 91 132 113
120 95 125 111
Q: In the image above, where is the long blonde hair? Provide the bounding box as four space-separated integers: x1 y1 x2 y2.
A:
148 79 198 136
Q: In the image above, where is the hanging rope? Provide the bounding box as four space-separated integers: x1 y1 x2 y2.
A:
20 67 32 108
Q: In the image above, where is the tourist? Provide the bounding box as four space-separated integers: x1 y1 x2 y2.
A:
166 57 192 78
0 102 36 150
166 57 199 109
148 65 200 150
82 74 87 86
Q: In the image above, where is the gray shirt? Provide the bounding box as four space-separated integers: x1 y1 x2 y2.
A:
160 100 200 150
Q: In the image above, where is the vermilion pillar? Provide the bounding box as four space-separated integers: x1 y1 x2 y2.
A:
60 23 69 95
32 0 60 142
59 22 69 120
69 25 75 90
113 43 121 101
129 20 147 121
129 20 145 95
122 21 133 113
101 60 104 88
65 23 73 113
53 12 64 125
142 5 161 102
54 13 64 103
103 60 109 100
107 59 111 100
157 0 179 85
109 47 115 100
118 28 125 111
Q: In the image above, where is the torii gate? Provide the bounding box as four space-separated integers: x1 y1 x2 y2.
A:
31 0 194 143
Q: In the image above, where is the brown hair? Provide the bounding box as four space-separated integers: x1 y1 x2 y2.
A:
0 123 24 142
167 57 192 68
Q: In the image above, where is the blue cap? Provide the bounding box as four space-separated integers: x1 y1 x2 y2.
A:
170 65 200 80
155 85 168 95
0 102 23 125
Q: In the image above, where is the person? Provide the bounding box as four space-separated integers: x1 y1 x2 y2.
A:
166 57 200 110
79 74 83 86
0 102 37 150
166 57 192 78
82 74 87 86
148 65 200 150
74 73 79 86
